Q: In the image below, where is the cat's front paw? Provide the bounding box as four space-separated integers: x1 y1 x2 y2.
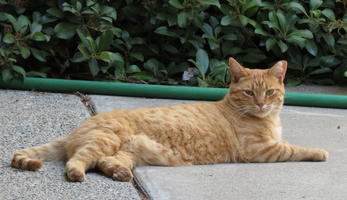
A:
313 149 329 161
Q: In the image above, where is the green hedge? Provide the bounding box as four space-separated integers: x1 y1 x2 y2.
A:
1 0 347 87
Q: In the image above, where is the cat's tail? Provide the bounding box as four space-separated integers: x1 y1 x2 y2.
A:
11 137 67 171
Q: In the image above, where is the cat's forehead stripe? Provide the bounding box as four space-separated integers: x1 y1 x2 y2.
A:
250 73 270 90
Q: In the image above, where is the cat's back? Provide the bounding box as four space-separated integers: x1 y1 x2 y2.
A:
89 101 228 136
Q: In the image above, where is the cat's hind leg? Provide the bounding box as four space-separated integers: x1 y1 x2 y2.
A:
97 134 188 182
65 130 121 182
11 137 66 171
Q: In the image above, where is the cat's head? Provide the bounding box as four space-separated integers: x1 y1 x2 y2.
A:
226 57 287 118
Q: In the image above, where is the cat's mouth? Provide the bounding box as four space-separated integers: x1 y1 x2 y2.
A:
250 105 272 117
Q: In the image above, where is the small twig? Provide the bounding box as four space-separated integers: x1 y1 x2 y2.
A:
75 91 97 116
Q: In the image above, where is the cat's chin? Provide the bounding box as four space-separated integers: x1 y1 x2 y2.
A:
249 110 272 118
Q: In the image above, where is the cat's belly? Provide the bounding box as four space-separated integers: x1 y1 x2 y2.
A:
151 130 235 165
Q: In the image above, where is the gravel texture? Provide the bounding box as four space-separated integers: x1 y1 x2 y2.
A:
0 90 140 200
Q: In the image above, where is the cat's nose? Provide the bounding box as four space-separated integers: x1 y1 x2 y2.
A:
257 103 265 109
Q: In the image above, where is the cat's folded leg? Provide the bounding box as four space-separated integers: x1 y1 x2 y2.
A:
249 141 328 163
65 131 121 182
98 134 189 182
121 134 188 166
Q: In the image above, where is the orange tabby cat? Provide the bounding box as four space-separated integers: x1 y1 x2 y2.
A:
11 57 328 182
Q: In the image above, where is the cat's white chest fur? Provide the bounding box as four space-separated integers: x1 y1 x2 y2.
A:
273 126 282 141
271 114 282 141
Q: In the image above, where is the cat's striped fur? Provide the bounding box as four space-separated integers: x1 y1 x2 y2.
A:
11 58 328 182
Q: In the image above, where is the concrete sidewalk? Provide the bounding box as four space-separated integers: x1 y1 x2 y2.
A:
1 88 347 200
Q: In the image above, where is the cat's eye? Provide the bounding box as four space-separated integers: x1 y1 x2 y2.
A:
266 89 275 96
244 90 254 96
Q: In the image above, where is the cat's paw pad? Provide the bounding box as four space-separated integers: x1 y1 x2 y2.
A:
67 168 85 182
112 167 133 182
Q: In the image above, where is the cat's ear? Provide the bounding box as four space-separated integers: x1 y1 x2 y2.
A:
269 60 287 83
229 57 246 83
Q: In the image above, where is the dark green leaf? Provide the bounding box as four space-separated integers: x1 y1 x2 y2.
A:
47 8 64 18
267 12 280 31
276 12 287 33
154 26 178 37
265 38 276 51
197 77 209 87
322 9 335 21
130 72 158 82
98 51 123 65
19 47 30 59
126 65 141 73
289 30 313 39
177 11 189 28
169 0 184 9
12 65 26 77
144 59 159 76
320 55 335 65
31 23 42 34
89 59 99 76
32 32 49 41
26 71 47 78
54 22 78 39
197 0 220 8
221 16 232 26
201 23 213 36
323 34 335 48
4 14 17 30
114 66 125 79
31 48 48 62
77 29 93 53
309 68 332 75
243 0 262 10
239 15 248 26
130 52 144 61
254 25 269 36
196 48 209 78
71 52 88 63
278 41 288 53
284 2 307 16
3 34 15 44
1 68 13 82
17 15 30 34
309 0 322 10
286 35 306 47
86 36 97 53
100 6 117 21
286 78 302 86
78 44 91 58
98 30 113 51
305 40 317 56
